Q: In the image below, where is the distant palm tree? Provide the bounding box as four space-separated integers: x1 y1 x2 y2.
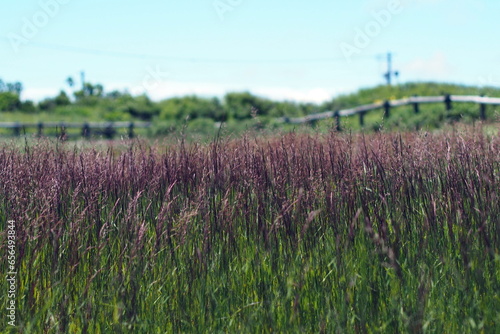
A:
66 77 74 88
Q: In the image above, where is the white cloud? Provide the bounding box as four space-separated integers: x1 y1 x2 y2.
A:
252 87 339 104
22 87 61 102
402 52 454 80
122 80 342 104
22 80 345 105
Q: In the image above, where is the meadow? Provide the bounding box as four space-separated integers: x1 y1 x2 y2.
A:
0 126 499 333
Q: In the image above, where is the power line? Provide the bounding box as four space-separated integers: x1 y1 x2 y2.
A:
0 37 377 64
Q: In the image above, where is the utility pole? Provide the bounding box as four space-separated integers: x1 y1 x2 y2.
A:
80 71 85 90
383 52 399 86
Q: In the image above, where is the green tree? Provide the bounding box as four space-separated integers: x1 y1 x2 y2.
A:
55 91 71 106
159 96 224 121
66 77 74 89
120 95 160 121
0 92 21 111
5 82 22 95
74 82 104 100
39 91 71 111
0 79 23 96
223 92 273 120
20 100 36 113
268 101 302 117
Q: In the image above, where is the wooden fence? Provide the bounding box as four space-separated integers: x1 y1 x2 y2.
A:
0 121 151 139
2 95 499 138
280 95 500 130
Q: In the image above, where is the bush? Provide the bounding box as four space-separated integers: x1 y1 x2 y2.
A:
0 92 21 111
223 92 273 120
187 117 216 135
159 96 224 121
120 95 159 121
20 100 36 113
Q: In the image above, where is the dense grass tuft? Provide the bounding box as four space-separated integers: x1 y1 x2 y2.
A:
1 126 499 333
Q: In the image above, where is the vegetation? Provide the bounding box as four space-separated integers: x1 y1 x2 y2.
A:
0 126 499 332
1 78 499 139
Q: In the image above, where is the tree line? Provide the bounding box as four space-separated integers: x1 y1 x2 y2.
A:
1 78 499 130
0 78 320 122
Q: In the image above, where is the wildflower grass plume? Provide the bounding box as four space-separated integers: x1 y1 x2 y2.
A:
0 126 499 332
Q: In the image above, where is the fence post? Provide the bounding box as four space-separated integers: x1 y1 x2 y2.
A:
334 111 341 132
82 123 91 139
37 122 44 137
444 94 452 111
13 122 21 136
412 95 420 113
59 123 67 140
479 95 486 120
383 100 391 119
128 122 135 138
104 124 115 139
359 111 365 127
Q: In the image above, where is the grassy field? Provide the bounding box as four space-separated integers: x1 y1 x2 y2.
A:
0 125 499 333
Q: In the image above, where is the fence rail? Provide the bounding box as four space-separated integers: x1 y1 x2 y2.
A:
0 121 151 139
2 94 499 138
280 95 500 129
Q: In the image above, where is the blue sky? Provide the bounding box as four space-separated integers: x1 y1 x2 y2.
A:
0 0 499 103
